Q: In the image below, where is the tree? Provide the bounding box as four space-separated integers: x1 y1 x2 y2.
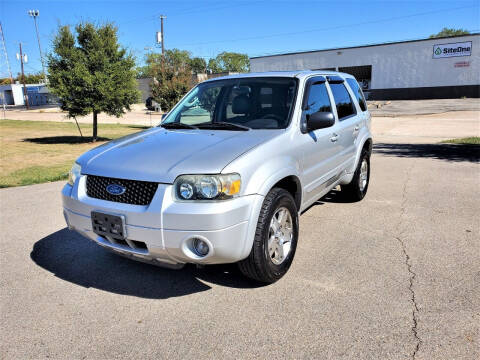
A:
147 50 249 111
140 51 207 77
207 58 222 74
1 72 45 84
17 72 45 84
429 27 470 38
189 57 207 74
135 65 151 79
207 52 250 73
47 22 140 141
166 49 191 69
139 52 164 78
142 49 192 76
150 49 192 111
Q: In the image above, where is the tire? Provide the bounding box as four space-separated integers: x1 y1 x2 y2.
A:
341 148 371 202
238 188 299 283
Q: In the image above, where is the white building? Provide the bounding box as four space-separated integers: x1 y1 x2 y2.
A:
250 34 480 100
0 83 56 106
0 83 26 105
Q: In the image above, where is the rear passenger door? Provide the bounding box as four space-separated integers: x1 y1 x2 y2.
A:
327 76 362 171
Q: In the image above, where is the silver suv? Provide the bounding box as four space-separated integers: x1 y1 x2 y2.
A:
62 71 372 283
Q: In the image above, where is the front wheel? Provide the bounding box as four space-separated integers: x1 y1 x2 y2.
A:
341 148 370 201
237 188 299 283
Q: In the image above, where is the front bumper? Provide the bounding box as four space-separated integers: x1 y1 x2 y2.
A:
62 176 264 267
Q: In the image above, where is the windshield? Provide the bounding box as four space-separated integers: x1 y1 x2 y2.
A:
161 77 298 130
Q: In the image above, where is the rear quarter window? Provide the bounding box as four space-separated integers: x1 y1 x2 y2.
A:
346 78 367 112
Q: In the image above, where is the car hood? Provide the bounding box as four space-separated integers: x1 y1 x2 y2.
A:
78 127 280 183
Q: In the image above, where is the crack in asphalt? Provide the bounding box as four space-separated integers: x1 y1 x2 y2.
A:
395 162 421 359
396 235 421 359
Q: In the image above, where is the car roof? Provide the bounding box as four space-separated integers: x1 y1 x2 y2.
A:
203 70 355 83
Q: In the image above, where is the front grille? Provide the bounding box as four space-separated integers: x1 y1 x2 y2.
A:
86 175 158 205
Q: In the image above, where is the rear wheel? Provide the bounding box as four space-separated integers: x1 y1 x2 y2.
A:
341 149 370 201
238 188 298 283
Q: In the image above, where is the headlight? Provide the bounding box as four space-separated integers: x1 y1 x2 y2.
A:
68 163 81 186
174 174 241 200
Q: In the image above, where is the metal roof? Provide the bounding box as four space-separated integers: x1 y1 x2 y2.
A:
250 33 479 59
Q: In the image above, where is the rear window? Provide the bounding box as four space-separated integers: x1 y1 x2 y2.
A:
329 83 356 120
346 78 367 111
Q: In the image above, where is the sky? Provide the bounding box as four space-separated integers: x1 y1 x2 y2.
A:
1 0 479 77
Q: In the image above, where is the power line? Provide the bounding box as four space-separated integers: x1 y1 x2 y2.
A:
117 1 264 26
23 63 42 73
175 4 478 47
168 1 265 17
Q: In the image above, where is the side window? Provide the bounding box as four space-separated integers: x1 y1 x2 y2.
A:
304 82 332 116
346 78 367 111
329 83 356 120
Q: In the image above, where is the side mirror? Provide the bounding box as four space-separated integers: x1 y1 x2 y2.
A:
306 112 335 132
161 112 168 120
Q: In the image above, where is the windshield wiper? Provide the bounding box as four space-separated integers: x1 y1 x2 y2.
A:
197 122 250 131
161 122 198 130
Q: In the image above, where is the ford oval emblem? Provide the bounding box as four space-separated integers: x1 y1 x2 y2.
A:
106 184 126 196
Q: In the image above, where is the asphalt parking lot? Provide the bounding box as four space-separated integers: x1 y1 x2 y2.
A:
1 113 479 359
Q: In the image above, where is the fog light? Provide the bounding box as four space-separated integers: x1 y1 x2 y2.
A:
192 238 209 257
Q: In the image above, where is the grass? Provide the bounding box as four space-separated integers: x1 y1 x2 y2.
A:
0 120 148 188
1 162 73 187
441 137 480 145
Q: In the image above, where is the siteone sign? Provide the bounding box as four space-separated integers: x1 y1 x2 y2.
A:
433 41 472 58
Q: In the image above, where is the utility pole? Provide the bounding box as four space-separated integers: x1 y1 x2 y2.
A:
0 22 13 84
28 10 47 83
160 15 166 57
17 43 29 109
159 15 166 71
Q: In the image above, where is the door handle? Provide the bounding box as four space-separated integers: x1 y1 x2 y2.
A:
354 125 360 132
330 133 339 142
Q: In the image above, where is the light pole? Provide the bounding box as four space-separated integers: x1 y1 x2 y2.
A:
28 9 47 83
